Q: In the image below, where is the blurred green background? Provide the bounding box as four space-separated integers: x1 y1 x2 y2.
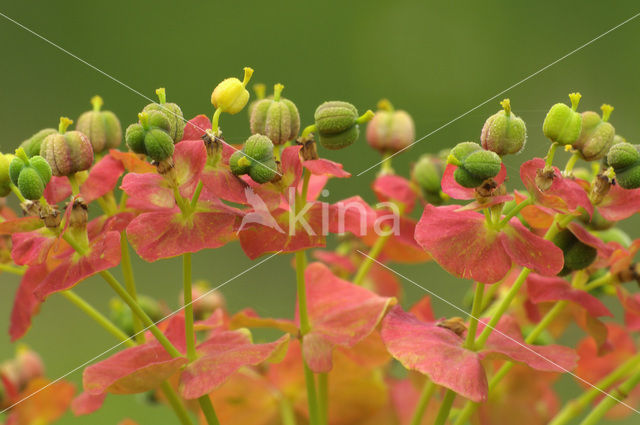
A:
1 1 640 424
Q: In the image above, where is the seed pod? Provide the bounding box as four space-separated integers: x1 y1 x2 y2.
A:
366 99 415 154
9 148 52 200
412 153 446 205
314 101 362 150
229 134 277 184
542 93 582 145
553 229 597 275
125 111 175 162
607 143 640 189
142 88 185 143
40 117 94 177
211 67 254 114
76 95 122 153
250 84 300 145
573 105 615 161
19 128 57 158
247 83 267 118
0 153 14 197
448 142 502 188
480 99 527 156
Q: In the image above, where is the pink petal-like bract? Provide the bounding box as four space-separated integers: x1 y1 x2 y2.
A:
526 274 612 317
43 176 72 204
83 343 187 395
302 263 396 372
71 392 106 415
480 315 578 372
415 205 511 283
520 158 593 217
9 264 47 341
80 154 125 203
126 203 237 262
598 184 640 222
303 158 350 178
33 231 122 299
372 174 417 212
181 114 211 141
381 306 488 402
121 172 173 211
179 332 289 399
441 163 507 200
173 139 207 199
499 218 564 277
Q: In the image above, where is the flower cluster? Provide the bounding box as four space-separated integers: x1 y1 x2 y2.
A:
2 70 640 425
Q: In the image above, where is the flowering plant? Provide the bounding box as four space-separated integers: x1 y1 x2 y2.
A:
1 69 640 425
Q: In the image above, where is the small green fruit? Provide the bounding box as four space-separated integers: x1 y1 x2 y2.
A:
542 93 582 145
0 153 14 197
229 134 277 184
9 149 52 200
553 229 597 275
211 67 254 114
125 111 175 162
76 95 122 153
448 142 502 188
480 99 527 156
229 150 250 175
40 117 94 177
19 129 57 158
142 88 185 143
607 143 640 189
573 105 615 161
250 83 300 145
314 101 360 150
412 154 445 204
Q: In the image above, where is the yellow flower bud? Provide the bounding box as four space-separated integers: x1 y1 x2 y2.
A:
210 67 254 114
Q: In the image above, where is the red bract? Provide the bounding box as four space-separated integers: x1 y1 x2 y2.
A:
300 262 396 373
441 163 507 200
381 305 576 402
122 139 239 261
415 205 563 283
9 265 47 341
617 288 640 332
597 183 640 222
526 274 611 318
80 153 125 203
372 174 418 213
520 158 593 217
4 378 75 425
81 314 289 406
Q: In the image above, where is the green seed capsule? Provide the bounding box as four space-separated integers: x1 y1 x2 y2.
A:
0 153 15 197
250 84 300 145
553 229 597 275
125 111 175 162
19 129 57 158
314 101 360 150
249 158 278 183
40 117 94 177
607 142 640 171
366 99 415 154
480 99 527 156
229 150 250 175
542 93 583 145
573 105 615 161
229 134 277 184
412 154 446 204
142 88 185 143
448 142 502 188
76 96 122 153
9 149 52 201
243 134 275 162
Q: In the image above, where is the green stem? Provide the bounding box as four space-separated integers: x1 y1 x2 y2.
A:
120 233 144 343
564 152 580 175
211 108 223 135
549 352 640 425
68 173 80 196
498 197 532 227
0 263 25 275
545 143 559 168
479 280 501 313
578 368 640 425
434 390 456 425
585 272 613 291
303 362 320 425
300 170 311 205
380 151 394 175
464 282 485 350
296 250 311 335
318 372 329 425
198 396 222 425
99 270 182 358
352 232 392 285
10 183 26 203
61 290 134 346
409 380 436 425
301 124 317 139
183 253 197 360
190 181 204 210
280 396 297 425
160 381 195 425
